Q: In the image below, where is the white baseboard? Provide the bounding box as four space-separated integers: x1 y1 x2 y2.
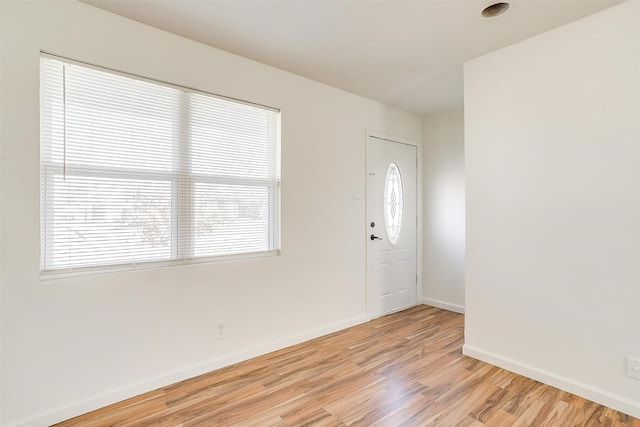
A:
421 297 465 314
462 344 640 419
7 315 369 427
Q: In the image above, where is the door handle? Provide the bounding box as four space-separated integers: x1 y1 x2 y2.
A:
370 234 383 241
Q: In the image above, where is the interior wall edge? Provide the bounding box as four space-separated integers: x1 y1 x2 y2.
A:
462 344 640 419
4 314 369 427
420 298 465 314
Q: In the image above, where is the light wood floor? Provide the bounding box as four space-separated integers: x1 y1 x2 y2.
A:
56 305 639 427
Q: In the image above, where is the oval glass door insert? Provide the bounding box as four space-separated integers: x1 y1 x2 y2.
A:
384 162 404 245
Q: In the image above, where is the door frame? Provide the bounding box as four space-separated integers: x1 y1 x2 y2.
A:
365 130 423 319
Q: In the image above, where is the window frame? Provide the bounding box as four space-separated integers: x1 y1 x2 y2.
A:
40 53 281 278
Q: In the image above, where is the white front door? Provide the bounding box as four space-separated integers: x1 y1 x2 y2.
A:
367 135 417 318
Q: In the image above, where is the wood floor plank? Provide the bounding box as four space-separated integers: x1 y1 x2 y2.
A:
484 409 519 426
55 305 639 427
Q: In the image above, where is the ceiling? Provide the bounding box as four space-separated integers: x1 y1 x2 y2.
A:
83 0 622 116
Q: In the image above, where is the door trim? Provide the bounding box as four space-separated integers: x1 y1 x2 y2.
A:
365 129 422 319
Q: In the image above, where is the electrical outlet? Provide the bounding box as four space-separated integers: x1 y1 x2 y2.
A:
214 322 225 340
626 355 640 380
353 193 363 206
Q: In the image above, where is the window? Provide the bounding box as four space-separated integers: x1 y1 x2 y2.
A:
40 55 280 273
383 162 404 245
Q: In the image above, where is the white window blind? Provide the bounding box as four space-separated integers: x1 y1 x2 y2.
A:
40 55 280 273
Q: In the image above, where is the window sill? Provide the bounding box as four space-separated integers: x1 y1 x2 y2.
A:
40 249 280 281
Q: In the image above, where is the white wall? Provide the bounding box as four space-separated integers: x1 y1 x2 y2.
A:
0 2 422 425
421 108 465 313
464 0 640 417
0 1 4 424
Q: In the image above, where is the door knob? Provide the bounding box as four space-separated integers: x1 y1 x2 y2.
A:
370 234 382 241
